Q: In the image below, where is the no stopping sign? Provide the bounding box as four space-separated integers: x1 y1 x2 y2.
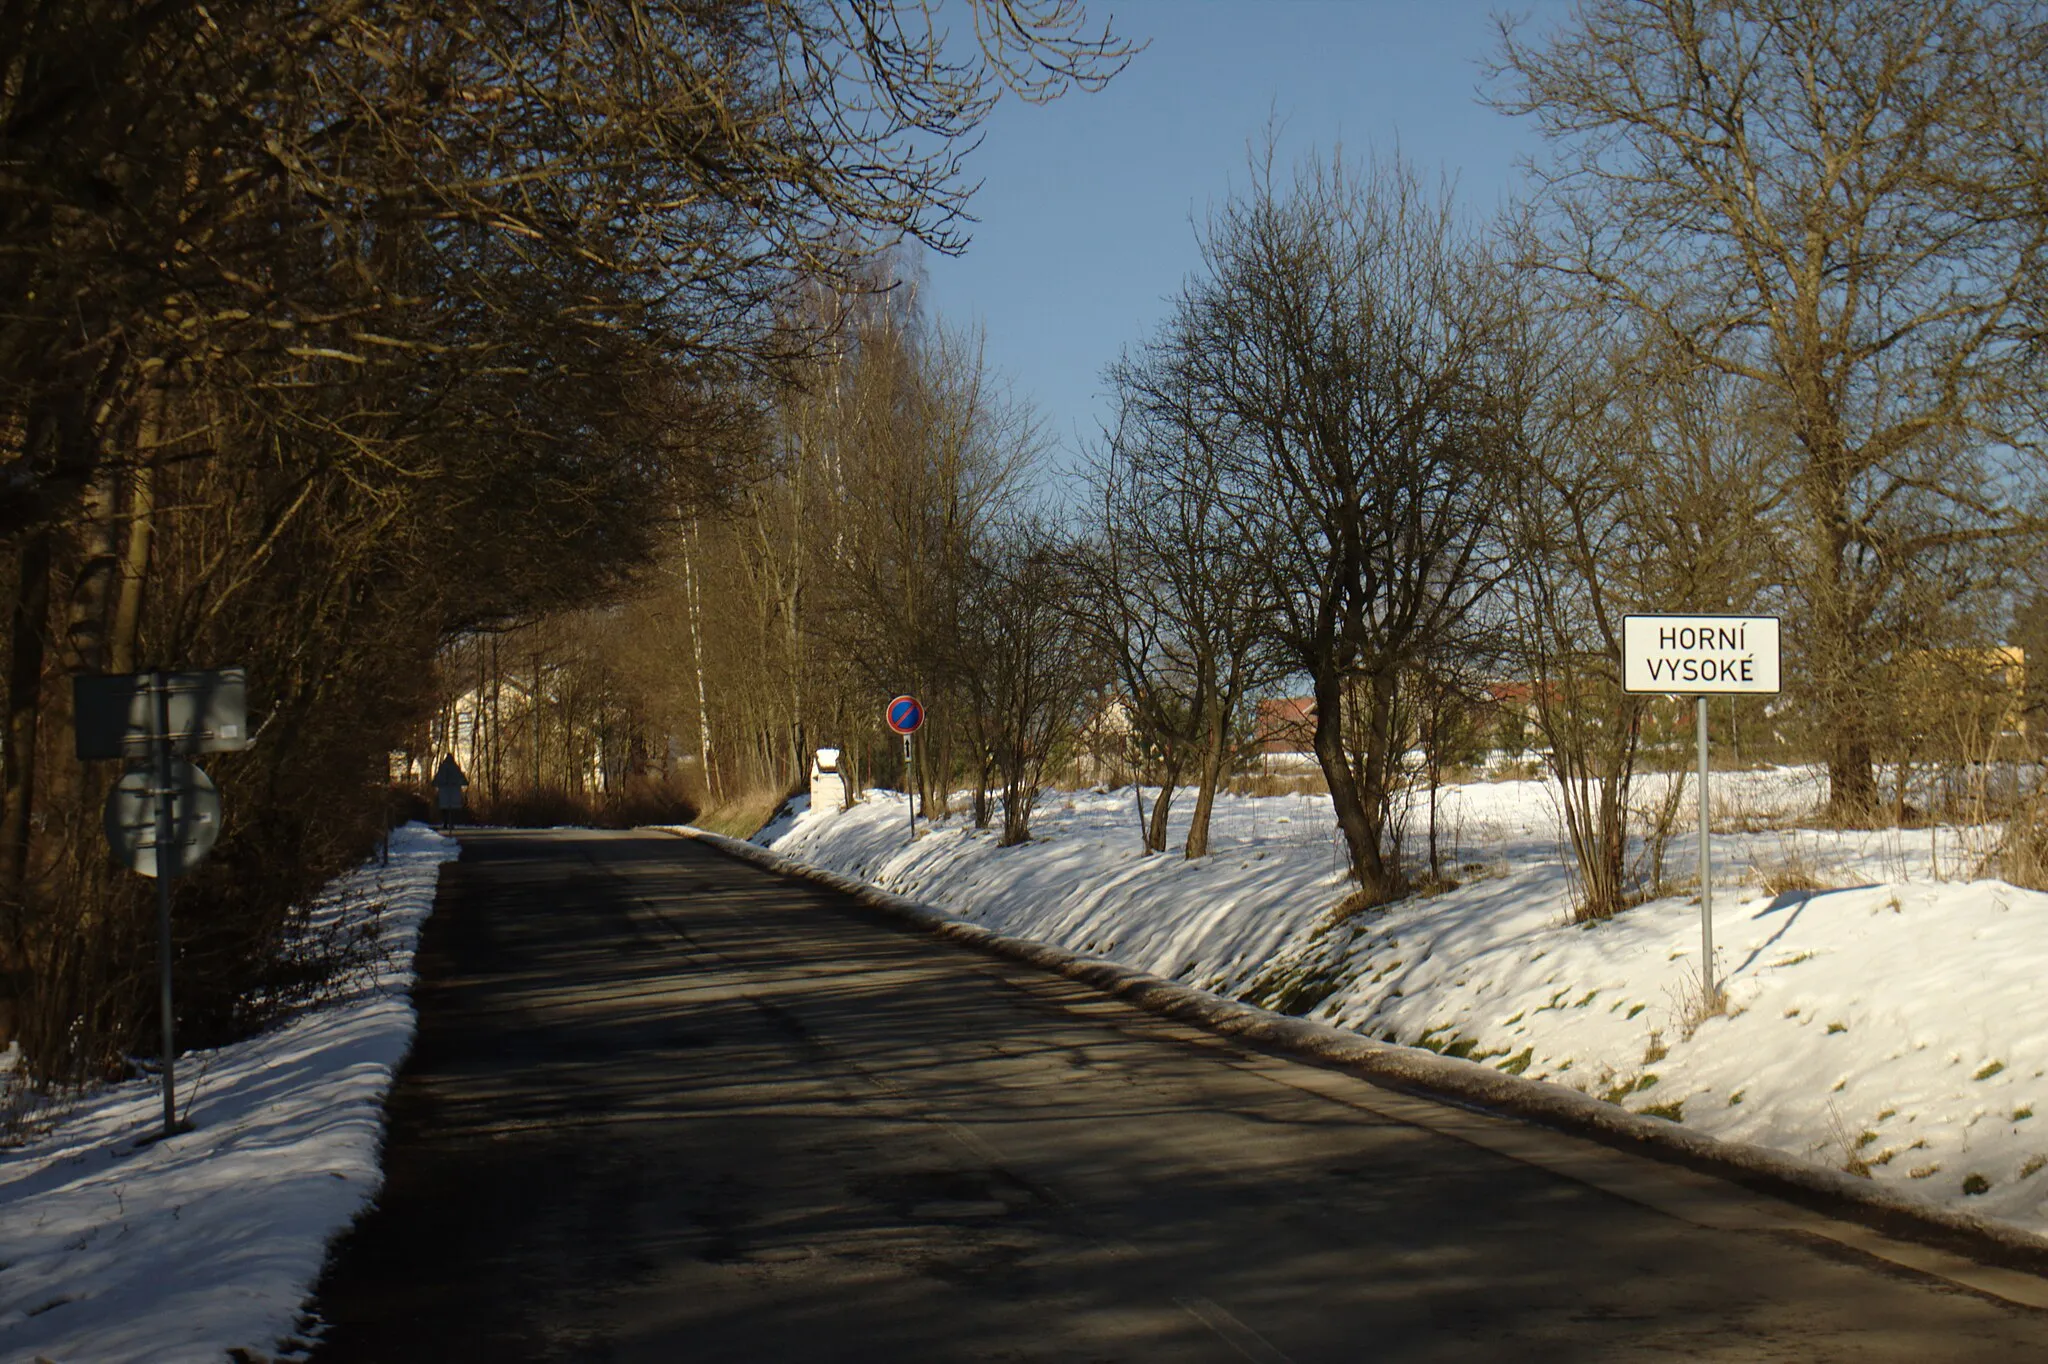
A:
886 695 924 735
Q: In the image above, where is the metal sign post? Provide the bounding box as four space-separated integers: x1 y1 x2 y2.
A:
75 667 248 1140
1697 696 1713 1002
1622 616 1782 1009
151 676 179 1137
885 695 924 844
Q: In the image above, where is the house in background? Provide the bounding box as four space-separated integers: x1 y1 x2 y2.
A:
1071 691 1137 786
1252 696 1319 773
1255 683 1550 777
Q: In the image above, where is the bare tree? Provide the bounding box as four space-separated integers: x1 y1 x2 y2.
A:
961 518 1092 846
1173 148 1521 907
601 271 1043 827
1494 0 2048 818
0 0 1136 1071
1082 335 1283 858
825 307 1042 819
1408 650 1494 890
1508 313 1781 919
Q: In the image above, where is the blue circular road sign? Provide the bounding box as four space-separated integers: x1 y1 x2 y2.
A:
886 695 924 735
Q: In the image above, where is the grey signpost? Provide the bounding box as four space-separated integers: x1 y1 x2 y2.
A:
1622 618 1781 1008
886 695 924 842
75 668 249 1139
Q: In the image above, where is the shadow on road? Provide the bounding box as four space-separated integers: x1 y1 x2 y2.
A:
306 830 2048 1363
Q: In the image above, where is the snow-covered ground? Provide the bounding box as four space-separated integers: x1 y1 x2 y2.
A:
764 771 2048 1236
0 824 458 1364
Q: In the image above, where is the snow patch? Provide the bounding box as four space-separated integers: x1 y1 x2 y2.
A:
761 774 2048 1235
0 824 459 1364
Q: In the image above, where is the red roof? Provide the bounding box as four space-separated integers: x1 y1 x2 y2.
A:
1254 697 1316 754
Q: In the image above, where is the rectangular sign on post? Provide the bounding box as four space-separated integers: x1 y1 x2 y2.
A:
72 666 249 1144
1622 616 1782 695
74 669 251 761
1619 614 1783 1018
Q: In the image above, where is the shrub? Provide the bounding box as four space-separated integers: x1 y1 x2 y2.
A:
468 774 702 832
1990 799 2048 892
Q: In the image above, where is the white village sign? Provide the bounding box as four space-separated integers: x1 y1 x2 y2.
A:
1623 615 1781 694
1622 615 1783 1010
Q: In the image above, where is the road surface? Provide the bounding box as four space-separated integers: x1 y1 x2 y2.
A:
308 828 2048 1361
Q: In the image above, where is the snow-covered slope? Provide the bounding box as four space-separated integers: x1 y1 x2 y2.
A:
762 775 2048 1236
0 824 458 1364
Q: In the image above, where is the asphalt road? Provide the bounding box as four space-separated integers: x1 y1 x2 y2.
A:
308 829 2048 1362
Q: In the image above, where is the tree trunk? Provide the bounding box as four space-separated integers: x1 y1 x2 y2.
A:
531 652 544 793
919 730 935 819
48 470 122 840
1185 705 1234 860
0 531 54 1047
489 636 502 802
1144 760 1180 854
109 457 155 675
972 741 997 828
63 474 120 676
684 521 714 799
108 375 164 676
929 722 953 819
1312 670 1399 906
1811 464 1879 821
1426 759 1441 883
1000 762 1034 846
1828 731 1878 821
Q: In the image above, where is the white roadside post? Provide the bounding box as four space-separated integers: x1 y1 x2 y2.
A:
1623 616 1782 1009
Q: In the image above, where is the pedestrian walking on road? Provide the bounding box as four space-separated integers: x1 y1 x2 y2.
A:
432 754 469 832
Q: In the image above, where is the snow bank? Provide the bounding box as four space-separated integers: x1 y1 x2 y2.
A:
760 775 2048 1237
0 824 459 1364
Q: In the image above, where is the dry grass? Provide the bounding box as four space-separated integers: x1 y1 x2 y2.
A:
0 1073 72 1149
1229 770 1329 798
1458 858 1512 884
1710 786 1801 834
1749 834 1846 899
1826 1100 1874 1179
693 784 798 840
1331 885 1386 921
1666 965 1730 1042
1410 869 1462 897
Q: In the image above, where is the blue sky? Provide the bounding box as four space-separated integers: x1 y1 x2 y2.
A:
916 0 1559 473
